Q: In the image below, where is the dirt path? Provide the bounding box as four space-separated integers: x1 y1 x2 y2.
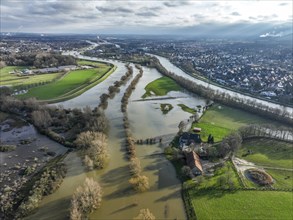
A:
232 156 293 174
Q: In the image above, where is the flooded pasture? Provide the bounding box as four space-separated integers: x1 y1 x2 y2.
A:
28 58 206 219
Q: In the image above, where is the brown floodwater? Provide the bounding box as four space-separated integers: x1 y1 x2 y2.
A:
27 60 206 220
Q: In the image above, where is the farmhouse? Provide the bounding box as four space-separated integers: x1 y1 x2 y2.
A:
34 65 77 74
186 151 203 176
179 132 201 147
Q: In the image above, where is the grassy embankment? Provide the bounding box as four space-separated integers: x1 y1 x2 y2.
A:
19 61 116 103
0 66 61 87
193 104 281 142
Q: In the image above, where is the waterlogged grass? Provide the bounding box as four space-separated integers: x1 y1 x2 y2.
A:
193 104 280 142
237 139 293 169
142 76 181 98
189 190 293 220
20 63 111 100
160 103 173 114
0 66 60 87
178 104 197 114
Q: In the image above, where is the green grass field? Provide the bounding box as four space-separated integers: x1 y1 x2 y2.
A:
20 64 111 100
178 104 197 114
237 139 293 169
193 104 280 142
189 189 293 220
142 76 181 98
0 66 60 87
195 161 242 189
77 60 107 67
265 169 293 189
194 122 231 142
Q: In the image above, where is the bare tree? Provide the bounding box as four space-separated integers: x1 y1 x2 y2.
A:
83 155 94 171
70 178 102 220
129 157 142 176
129 175 150 192
134 208 156 220
31 110 52 129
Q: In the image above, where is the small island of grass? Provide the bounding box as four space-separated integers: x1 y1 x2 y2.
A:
142 76 181 98
160 103 173 114
177 104 197 114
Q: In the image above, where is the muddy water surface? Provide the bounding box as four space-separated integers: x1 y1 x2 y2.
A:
28 59 206 219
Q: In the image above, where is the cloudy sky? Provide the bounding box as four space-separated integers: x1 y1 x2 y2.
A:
1 0 292 36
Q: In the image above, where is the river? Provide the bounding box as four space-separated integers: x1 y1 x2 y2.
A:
151 54 293 115
28 55 210 219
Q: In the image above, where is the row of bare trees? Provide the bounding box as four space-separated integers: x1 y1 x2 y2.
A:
98 64 133 109
67 65 138 219
121 65 143 113
10 162 66 218
147 56 293 126
120 65 150 193
239 124 293 142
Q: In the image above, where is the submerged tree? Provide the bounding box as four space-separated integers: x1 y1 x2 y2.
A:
70 178 102 220
129 175 150 192
133 208 156 220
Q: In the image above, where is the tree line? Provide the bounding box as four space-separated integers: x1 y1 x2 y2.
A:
1 158 67 219
145 56 293 126
1 52 76 68
0 94 109 218
120 65 150 193
68 64 139 219
98 64 133 109
239 124 293 142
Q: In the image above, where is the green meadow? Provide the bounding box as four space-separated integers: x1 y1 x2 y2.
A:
194 104 280 142
0 66 60 87
19 63 112 102
189 190 293 220
142 76 181 98
237 138 293 169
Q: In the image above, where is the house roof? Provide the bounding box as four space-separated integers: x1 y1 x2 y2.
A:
186 151 203 173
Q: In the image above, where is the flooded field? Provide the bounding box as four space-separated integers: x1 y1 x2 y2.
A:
27 59 206 219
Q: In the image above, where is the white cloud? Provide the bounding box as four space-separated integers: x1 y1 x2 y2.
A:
0 0 292 34
260 32 284 38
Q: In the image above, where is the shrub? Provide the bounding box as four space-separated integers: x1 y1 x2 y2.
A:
70 178 102 220
129 175 150 192
134 208 156 220
31 110 52 129
129 157 142 176
83 155 94 171
0 145 16 152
